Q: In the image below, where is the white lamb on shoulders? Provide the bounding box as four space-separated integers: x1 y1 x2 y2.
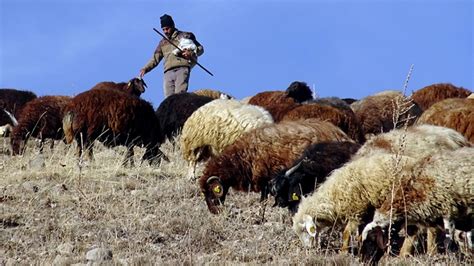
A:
173 38 197 56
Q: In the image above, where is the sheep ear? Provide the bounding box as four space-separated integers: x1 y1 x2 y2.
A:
127 81 132 88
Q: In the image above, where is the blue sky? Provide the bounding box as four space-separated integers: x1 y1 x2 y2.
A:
1 0 472 108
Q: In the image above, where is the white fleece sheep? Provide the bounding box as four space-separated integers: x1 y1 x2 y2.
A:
180 99 274 178
362 147 474 254
354 124 471 160
293 124 471 251
172 38 197 56
292 153 418 250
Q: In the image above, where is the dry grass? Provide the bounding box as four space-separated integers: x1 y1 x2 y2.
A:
0 136 471 265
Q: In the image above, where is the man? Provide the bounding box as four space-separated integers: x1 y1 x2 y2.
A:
139 14 204 98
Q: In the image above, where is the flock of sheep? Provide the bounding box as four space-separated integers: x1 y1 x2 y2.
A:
1 80 473 263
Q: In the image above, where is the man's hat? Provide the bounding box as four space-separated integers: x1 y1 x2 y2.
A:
160 14 175 28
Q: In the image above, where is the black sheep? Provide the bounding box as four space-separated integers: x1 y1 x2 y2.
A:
155 92 213 142
269 141 361 213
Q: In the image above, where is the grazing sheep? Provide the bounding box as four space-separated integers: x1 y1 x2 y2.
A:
342 98 358 105
306 97 353 111
248 81 313 121
270 141 361 213
199 119 353 214
192 89 234 99
354 124 471 160
248 91 298 121
10 96 71 155
281 103 365 143
155 92 213 142
292 125 470 252
286 81 314 103
0 88 37 129
415 98 474 143
63 88 163 166
90 77 147 97
411 83 471 111
361 147 474 259
292 153 419 251
180 99 274 178
351 91 422 137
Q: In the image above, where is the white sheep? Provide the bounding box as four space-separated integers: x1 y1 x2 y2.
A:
292 153 418 251
293 124 471 252
361 147 474 256
180 99 274 179
173 38 197 56
354 124 471 160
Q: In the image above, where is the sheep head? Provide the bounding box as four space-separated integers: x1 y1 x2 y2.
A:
201 176 227 214
359 225 387 263
269 160 304 213
292 214 318 248
126 77 147 96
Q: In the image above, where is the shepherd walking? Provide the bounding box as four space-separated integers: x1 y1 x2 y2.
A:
139 14 204 98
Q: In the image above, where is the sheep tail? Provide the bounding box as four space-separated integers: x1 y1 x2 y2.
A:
62 111 75 144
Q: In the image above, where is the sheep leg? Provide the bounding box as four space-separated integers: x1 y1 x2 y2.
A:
85 141 94 161
399 236 415 257
49 139 55 151
399 225 419 257
75 141 82 158
443 218 456 251
124 146 135 167
426 226 439 255
38 138 44 153
187 161 197 180
341 220 359 253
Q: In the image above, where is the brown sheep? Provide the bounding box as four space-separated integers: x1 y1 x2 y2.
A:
10 96 71 155
248 91 298 121
248 81 313 121
90 77 147 97
416 98 474 143
411 83 471 111
281 103 365 143
63 88 163 166
199 118 353 214
0 88 37 128
351 91 422 137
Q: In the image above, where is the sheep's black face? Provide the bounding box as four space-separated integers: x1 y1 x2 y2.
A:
269 174 290 208
360 226 387 264
270 164 308 213
129 78 147 96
